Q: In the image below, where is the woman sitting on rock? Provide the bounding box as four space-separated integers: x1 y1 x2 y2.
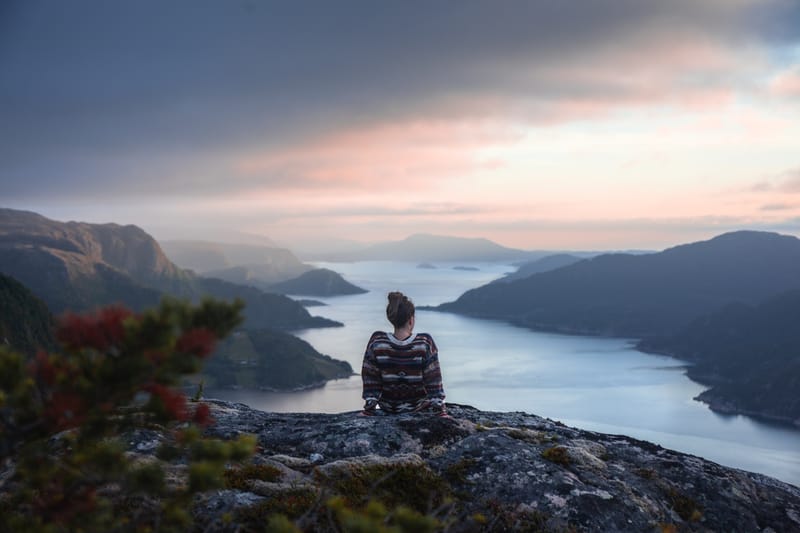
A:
361 291 446 416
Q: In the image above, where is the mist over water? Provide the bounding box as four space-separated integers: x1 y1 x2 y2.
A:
210 261 800 487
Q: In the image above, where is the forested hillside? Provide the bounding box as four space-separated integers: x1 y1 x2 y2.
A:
638 289 800 424
0 273 56 355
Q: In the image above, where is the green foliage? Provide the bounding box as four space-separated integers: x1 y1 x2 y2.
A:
230 461 459 532
443 457 478 484
482 498 557 533
0 297 256 532
236 494 443 533
327 496 440 533
223 462 284 490
506 428 557 445
541 446 571 466
314 461 451 513
266 514 304 533
0 273 56 355
665 486 703 522
236 487 320 526
192 378 205 400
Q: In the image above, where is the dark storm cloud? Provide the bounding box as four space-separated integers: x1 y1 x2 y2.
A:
1 0 797 198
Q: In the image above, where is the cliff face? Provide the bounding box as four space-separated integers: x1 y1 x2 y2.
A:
0 208 179 312
128 401 800 532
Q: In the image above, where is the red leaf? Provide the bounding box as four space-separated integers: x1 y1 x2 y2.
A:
192 402 214 427
176 327 217 359
57 305 133 352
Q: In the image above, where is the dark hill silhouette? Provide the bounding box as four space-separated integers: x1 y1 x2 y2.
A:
638 289 800 425
205 328 353 390
0 273 56 355
492 253 584 283
267 268 367 297
438 231 800 338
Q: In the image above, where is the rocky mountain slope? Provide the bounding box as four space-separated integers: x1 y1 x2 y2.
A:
129 401 800 531
0 208 168 312
0 208 338 329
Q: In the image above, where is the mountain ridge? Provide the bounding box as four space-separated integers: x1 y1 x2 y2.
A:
0 207 353 390
311 233 533 262
437 230 800 338
0 207 339 329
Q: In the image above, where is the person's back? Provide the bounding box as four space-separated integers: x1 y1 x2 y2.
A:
361 292 446 415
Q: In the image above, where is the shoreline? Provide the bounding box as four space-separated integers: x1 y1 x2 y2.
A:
635 346 800 430
693 389 800 429
430 307 800 431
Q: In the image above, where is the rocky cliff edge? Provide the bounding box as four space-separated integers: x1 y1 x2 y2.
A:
128 401 799 532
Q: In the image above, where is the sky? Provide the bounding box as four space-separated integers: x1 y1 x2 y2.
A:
2 0 800 251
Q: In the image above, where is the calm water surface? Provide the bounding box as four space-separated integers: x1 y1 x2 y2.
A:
211 261 800 487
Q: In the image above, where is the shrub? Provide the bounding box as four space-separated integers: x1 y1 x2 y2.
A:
0 298 255 532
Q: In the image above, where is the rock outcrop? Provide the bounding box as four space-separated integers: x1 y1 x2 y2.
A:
130 401 800 532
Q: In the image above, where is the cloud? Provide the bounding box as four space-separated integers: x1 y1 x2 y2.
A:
779 168 800 192
231 119 518 192
769 67 800 97
746 167 800 194
760 203 797 211
2 0 798 199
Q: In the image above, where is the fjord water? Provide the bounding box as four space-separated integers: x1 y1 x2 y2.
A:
211 261 800 487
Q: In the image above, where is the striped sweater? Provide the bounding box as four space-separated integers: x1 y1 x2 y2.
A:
361 331 445 413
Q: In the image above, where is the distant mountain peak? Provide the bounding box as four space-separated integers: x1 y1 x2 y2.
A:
314 233 527 262
404 233 496 244
708 230 796 242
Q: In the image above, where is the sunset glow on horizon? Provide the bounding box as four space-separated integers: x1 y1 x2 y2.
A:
2 1 800 251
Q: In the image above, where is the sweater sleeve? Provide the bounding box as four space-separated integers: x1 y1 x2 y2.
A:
422 335 445 406
361 333 382 404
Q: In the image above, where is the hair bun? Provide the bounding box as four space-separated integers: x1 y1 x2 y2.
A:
388 291 405 303
386 291 414 328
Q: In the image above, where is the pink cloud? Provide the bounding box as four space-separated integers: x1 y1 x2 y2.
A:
234 119 519 191
769 68 800 97
749 169 800 195
780 169 800 193
760 203 798 212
